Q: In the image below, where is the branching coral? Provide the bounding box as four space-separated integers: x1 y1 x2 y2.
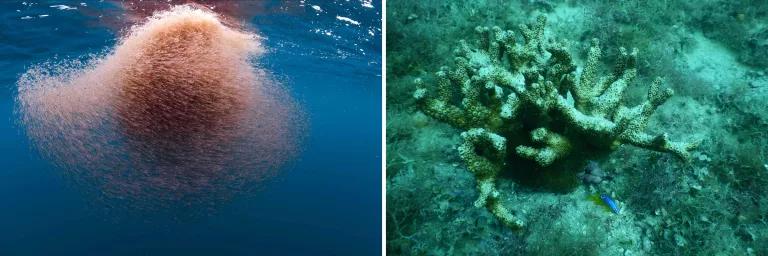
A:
413 15 698 228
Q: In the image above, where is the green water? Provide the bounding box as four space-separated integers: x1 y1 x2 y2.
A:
386 1 768 255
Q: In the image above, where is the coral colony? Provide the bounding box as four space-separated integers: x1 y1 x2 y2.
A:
413 16 698 228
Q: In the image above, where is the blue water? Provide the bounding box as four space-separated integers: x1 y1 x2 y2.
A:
0 1 381 255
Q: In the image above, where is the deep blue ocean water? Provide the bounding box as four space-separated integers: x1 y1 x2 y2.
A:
0 1 381 255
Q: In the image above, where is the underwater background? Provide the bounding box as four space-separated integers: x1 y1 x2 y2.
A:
387 0 768 255
0 0 380 255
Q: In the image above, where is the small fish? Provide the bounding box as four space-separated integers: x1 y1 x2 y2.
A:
600 194 621 214
578 160 613 185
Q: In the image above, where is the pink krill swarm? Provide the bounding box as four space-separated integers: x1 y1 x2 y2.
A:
16 5 302 209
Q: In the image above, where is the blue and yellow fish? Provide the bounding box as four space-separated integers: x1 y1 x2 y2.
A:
599 194 621 214
588 193 621 214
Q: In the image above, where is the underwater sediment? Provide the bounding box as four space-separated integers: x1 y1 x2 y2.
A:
16 4 302 208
